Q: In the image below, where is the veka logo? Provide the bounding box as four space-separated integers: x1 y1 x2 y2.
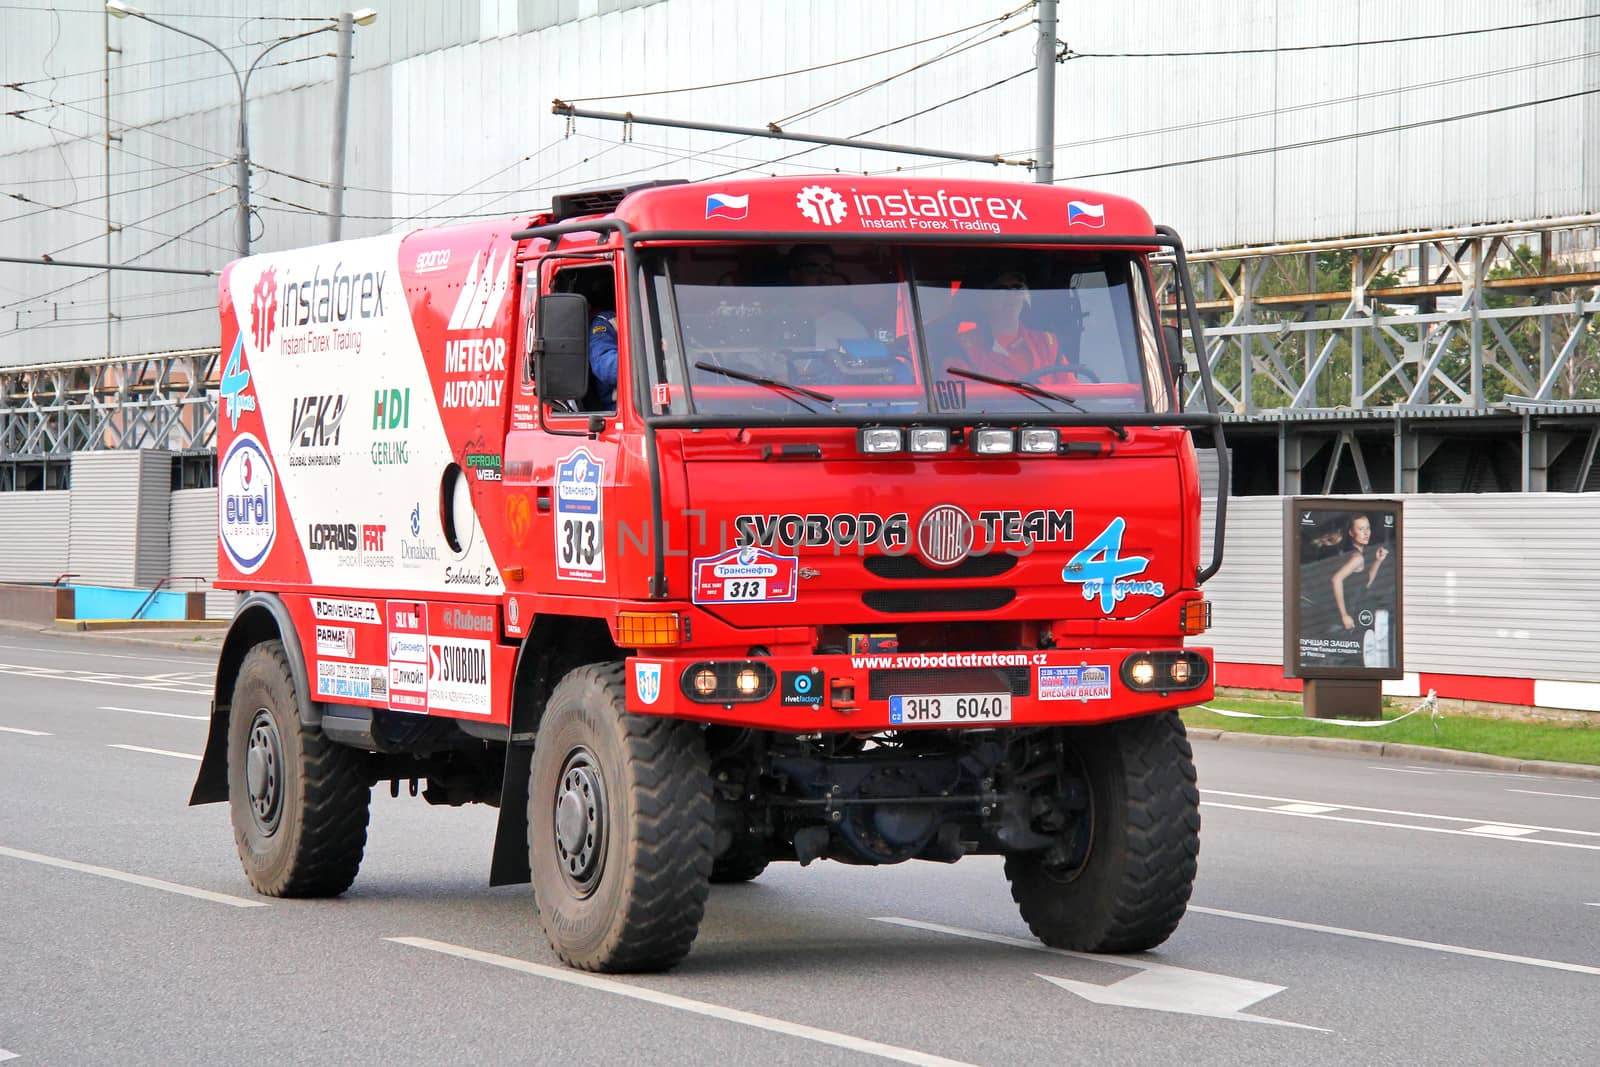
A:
796 185 848 226
290 394 346 447
447 249 511 331
220 336 256 431
250 268 277 350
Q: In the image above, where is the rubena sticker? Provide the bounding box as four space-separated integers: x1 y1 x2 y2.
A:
691 546 799 605
635 662 662 706
1038 665 1113 701
1061 516 1166 612
554 447 604 583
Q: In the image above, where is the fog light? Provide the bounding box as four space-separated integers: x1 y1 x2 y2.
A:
1169 659 1192 684
735 668 762 695
908 427 951 453
1129 659 1156 687
1019 428 1059 453
693 669 718 696
858 427 903 454
971 428 1015 455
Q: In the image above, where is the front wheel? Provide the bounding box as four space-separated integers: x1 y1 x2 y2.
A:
529 663 714 972
1004 712 1200 953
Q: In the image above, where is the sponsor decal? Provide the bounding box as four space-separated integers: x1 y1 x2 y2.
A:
308 522 358 552
428 636 491 714
315 660 385 700
1062 516 1165 611
705 192 749 220
266 260 386 358
850 651 1048 669
363 524 385 552
220 336 256 431
1066 200 1105 228
387 599 428 711
507 597 521 633
780 670 823 708
307 521 392 569
315 625 356 660
442 337 506 408
440 607 495 634
373 388 410 430
1038 665 1112 701
446 249 512 332
218 433 275 574
465 452 502 482
917 504 974 568
312 598 380 624
414 248 451 274
400 539 439 564
797 184 1027 235
287 393 346 467
634 662 662 706
410 503 422 537
735 511 910 551
653 383 671 408
554 448 604 582
736 506 1074 558
505 493 532 548
692 546 798 605
250 269 278 351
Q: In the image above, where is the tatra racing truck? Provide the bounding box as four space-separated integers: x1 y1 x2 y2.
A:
191 175 1228 972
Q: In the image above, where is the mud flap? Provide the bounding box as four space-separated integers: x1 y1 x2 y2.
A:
488 742 534 886
189 698 230 805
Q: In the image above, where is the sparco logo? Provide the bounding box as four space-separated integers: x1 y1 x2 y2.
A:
918 505 975 568
796 185 848 226
308 523 358 551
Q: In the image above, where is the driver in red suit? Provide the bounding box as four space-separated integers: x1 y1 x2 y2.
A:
953 270 1062 379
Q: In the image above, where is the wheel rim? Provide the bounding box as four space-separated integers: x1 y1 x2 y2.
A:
245 708 285 837
553 747 607 897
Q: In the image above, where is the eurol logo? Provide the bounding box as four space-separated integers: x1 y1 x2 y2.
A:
218 433 275 574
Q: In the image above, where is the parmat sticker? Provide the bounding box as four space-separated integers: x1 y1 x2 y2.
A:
554 447 604 582
692 546 798 605
315 625 356 660
1061 517 1165 612
1038 665 1112 701
218 432 275 574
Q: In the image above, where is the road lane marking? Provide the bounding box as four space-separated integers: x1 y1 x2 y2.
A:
1274 803 1339 814
1204 789 1600 838
1189 906 1600 977
108 744 202 761
0 726 51 736
1202 801 1600 851
99 705 209 722
1508 788 1600 801
388 937 976 1066
874 918 1324 1031
0 1047 16 1061
1368 766 1435 775
0 845 265 908
1465 824 1539 837
0 642 214 668
0 661 210 696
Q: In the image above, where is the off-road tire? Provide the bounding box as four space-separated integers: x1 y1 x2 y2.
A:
709 839 769 884
529 663 713 972
1004 711 1199 953
227 640 370 897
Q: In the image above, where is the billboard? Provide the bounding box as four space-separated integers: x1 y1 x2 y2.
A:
1284 499 1403 680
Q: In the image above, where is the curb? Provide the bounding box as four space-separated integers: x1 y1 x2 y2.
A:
1188 728 1600 780
0 619 225 658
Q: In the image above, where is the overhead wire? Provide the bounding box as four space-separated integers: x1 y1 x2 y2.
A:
42 185 233 260
8 51 335 114
2 162 231 223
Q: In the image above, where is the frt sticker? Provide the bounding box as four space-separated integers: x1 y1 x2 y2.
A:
691 547 798 605
1062 517 1165 612
554 447 604 583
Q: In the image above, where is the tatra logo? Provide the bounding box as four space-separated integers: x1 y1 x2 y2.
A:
796 185 848 226
250 269 278 350
447 249 511 331
917 505 975 568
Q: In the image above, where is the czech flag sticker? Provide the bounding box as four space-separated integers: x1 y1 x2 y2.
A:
705 192 749 220
1067 200 1106 228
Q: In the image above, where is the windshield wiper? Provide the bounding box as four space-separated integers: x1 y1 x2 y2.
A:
694 361 835 413
945 366 1128 441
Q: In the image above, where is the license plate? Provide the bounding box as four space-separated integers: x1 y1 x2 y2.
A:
888 693 1012 725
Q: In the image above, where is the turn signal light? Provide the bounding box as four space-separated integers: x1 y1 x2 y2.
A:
616 611 683 647
1179 599 1212 635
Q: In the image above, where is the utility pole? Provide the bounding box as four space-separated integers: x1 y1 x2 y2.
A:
1035 0 1057 185
327 11 355 242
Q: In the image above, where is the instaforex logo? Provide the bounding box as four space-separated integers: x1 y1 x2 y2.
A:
797 184 1027 235
250 269 277 350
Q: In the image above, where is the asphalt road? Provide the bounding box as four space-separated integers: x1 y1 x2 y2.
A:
2 630 1597 1065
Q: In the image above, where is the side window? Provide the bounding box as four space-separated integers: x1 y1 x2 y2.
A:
549 264 618 414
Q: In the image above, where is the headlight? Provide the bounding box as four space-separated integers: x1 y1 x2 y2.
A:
971 428 1015 455
858 427 903 454
693 669 718 696
1019 428 1059 453
908 427 951 453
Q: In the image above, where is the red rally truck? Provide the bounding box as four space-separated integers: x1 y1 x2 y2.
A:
191 175 1229 973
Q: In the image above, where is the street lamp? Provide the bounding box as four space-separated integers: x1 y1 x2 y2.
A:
107 2 378 257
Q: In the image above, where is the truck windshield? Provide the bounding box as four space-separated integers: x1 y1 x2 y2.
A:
641 244 1171 418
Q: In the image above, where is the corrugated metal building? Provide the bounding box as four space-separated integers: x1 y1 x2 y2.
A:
3 0 1598 366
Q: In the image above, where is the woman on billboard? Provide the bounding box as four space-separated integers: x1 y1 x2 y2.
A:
1331 514 1391 668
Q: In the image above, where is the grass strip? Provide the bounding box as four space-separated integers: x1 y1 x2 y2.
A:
1182 697 1600 767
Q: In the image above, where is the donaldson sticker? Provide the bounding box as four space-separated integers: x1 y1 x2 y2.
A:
1038 665 1112 701
692 546 798 605
554 447 604 583
218 433 275 574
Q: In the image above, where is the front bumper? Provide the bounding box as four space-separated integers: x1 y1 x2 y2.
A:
623 646 1213 731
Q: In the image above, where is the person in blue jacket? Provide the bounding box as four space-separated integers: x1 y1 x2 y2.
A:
588 308 618 409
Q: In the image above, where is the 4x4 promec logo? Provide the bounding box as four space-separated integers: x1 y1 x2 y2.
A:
692 546 798 605
217 433 275 575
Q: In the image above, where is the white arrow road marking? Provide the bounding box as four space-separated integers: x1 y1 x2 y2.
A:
388 937 977 1066
108 744 201 761
1465 824 1538 837
0 661 209 696
874 918 1326 1031
1203 790 1600 838
0 1047 17 1061
0 726 50 736
0 845 265 908
99 705 209 722
1204 801 1600 851
1189 907 1600 977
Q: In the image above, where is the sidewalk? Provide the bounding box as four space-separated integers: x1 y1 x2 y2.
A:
0 618 226 657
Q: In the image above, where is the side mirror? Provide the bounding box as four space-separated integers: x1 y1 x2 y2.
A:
1162 324 1186 388
535 292 591 402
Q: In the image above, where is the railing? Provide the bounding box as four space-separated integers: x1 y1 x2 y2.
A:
131 575 208 621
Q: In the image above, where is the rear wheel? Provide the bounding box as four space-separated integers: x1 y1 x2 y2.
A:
226 640 370 897
710 838 769 884
1004 712 1199 953
529 663 714 972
